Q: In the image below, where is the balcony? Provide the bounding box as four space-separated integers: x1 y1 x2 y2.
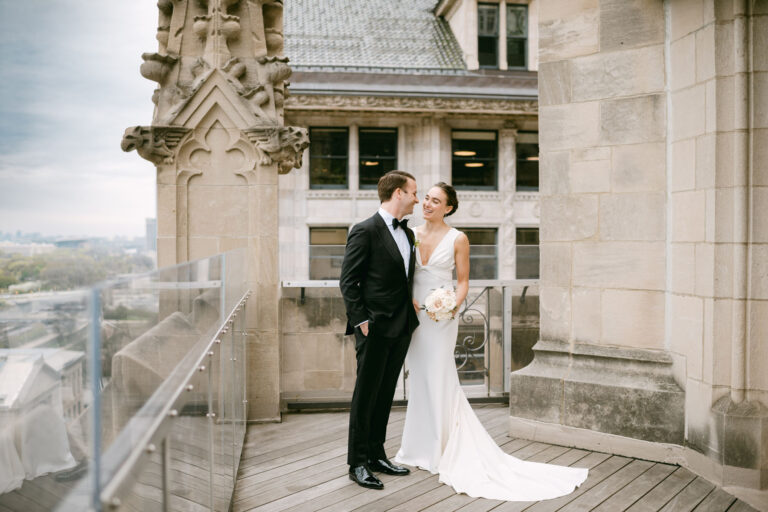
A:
0 249 757 511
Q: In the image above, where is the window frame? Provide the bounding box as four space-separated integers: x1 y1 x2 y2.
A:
457 227 499 280
515 130 539 192
451 130 499 191
506 3 529 70
477 3 500 69
515 226 539 279
358 127 399 190
309 127 349 190
308 226 349 280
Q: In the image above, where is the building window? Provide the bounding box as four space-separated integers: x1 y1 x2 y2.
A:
516 132 539 191
452 130 498 190
516 227 539 279
506 4 528 68
478 3 499 68
309 127 348 189
458 228 498 279
309 227 348 280
359 128 398 189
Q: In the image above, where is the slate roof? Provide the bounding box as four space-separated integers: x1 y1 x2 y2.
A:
284 0 467 74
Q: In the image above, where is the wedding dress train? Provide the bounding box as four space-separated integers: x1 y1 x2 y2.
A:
394 227 588 501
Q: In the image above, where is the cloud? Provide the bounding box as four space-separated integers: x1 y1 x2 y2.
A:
0 1 159 237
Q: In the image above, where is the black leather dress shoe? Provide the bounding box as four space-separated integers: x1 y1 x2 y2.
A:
368 458 410 475
349 464 384 489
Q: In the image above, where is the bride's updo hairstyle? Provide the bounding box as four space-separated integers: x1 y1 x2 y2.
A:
435 182 459 217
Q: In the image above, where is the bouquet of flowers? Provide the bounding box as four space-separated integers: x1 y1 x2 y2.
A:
421 286 458 322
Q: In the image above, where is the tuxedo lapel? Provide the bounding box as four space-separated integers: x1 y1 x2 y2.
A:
373 213 407 278
405 227 416 282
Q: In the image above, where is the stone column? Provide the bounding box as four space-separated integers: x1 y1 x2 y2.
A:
511 0 683 453
499 125 517 280
518 0 767 491
122 0 308 421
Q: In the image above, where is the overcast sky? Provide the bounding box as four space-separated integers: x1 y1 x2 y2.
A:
0 1 159 238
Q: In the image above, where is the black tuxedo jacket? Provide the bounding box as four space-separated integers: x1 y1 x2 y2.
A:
339 213 420 338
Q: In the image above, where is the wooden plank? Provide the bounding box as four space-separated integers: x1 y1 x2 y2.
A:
519 453 628 512
692 488 736 512
625 466 698 512
235 409 511 507
658 477 715 512
726 500 760 512
289 423 520 512
591 463 677 512
556 459 655 512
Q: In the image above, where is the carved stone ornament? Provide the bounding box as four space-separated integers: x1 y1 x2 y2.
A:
140 53 179 83
121 125 191 165
244 125 309 174
285 95 538 115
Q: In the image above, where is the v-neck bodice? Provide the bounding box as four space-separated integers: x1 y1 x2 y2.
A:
414 227 460 284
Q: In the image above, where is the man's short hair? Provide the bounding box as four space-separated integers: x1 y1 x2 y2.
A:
377 170 416 202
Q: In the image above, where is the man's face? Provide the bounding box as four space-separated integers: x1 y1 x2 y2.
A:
399 178 419 215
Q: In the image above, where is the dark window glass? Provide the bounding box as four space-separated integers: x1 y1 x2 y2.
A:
452 131 498 190
516 132 539 191
506 4 528 68
309 227 348 279
458 228 498 279
516 227 539 279
478 4 499 68
359 128 398 189
310 128 348 189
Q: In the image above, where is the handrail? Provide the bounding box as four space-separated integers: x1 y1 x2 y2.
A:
97 289 251 509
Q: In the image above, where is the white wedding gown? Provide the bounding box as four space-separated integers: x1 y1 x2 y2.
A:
394 227 588 501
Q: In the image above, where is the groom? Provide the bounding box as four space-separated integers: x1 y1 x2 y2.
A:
339 170 420 490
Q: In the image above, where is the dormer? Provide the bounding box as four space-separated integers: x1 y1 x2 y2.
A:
435 0 539 72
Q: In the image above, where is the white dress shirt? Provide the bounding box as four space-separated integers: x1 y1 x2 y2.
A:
378 208 410 277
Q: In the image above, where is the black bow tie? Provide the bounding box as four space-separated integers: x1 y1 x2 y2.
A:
392 218 408 230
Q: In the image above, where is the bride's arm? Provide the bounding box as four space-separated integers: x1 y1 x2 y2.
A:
454 233 470 311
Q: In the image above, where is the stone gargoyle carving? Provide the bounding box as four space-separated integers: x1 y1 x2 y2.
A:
244 125 309 174
121 125 191 165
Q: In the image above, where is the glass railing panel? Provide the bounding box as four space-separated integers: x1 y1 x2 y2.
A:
0 289 95 511
101 253 225 452
164 358 213 512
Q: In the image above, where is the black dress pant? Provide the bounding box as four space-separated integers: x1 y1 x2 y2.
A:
347 327 410 466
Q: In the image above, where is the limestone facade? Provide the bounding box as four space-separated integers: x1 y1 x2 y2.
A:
518 0 768 493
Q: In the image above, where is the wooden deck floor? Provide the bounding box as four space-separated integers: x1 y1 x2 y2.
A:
232 405 758 512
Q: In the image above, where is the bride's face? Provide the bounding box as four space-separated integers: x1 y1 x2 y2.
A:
422 187 453 220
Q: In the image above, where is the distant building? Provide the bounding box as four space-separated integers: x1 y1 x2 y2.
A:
281 0 540 281
145 218 157 252
0 241 56 257
0 349 85 422
53 239 89 250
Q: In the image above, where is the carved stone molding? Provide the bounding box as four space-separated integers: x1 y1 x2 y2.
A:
243 125 309 174
514 192 540 202
285 95 538 115
456 191 502 201
305 190 378 200
121 125 191 165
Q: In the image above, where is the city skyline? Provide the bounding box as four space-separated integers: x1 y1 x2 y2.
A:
0 2 158 238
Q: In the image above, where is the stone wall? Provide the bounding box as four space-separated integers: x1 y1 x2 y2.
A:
514 0 768 492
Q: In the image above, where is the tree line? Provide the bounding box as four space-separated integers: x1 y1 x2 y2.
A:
0 249 155 292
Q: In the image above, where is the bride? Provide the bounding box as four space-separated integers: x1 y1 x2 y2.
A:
394 182 588 501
